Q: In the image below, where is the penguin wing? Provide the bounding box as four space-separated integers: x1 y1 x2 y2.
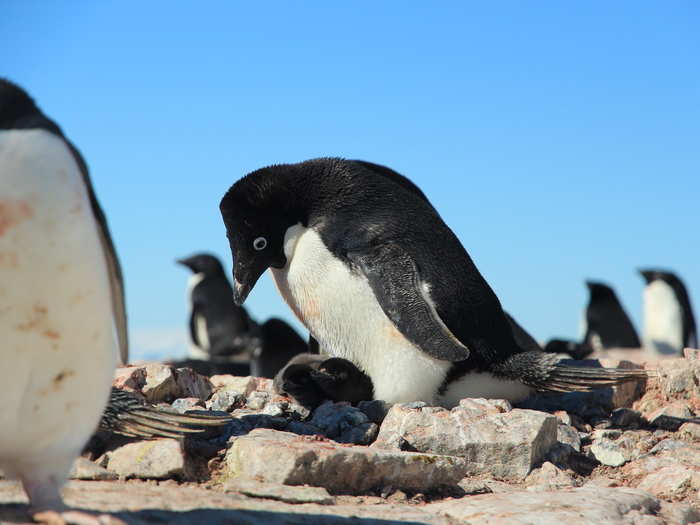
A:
69 142 129 365
348 244 470 361
188 305 202 349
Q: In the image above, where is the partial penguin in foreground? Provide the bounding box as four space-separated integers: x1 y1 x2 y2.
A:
0 79 129 519
640 269 697 356
220 158 648 407
547 281 640 359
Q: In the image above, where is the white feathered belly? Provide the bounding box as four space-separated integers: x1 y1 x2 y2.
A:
0 130 116 472
270 225 450 404
643 280 683 355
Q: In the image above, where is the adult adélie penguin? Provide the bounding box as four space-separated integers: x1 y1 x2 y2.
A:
220 158 648 407
0 78 128 522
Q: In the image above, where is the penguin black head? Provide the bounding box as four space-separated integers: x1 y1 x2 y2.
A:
638 268 675 285
0 79 39 128
177 253 225 276
220 163 315 305
585 281 616 301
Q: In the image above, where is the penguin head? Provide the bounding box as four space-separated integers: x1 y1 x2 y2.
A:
0 79 38 127
585 280 616 301
220 166 306 305
639 268 678 286
176 253 225 275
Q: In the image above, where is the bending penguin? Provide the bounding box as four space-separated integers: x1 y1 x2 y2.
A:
640 269 697 356
220 158 647 407
0 79 128 520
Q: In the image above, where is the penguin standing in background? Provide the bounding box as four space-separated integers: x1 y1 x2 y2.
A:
582 281 640 352
219 158 647 407
0 79 127 521
640 269 697 355
177 253 261 361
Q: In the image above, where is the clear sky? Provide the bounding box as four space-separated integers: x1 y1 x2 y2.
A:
3 2 699 360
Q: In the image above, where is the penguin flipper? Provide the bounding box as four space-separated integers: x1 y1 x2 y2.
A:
188 305 202 350
348 244 470 362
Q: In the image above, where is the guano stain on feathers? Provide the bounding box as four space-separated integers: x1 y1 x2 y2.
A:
0 200 33 237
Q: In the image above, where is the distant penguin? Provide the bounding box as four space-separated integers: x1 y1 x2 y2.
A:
220 158 647 407
0 79 127 519
640 269 697 355
582 281 640 352
177 253 261 362
250 317 308 378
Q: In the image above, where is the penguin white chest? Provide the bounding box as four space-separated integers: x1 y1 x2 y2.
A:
0 129 116 473
269 224 450 404
643 280 683 355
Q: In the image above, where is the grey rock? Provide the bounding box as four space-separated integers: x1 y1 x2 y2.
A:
174 367 213 400
310 401 379 445
246 391 270 410
170 397 206 413
557 423 581 452
223 429 468 494
590 439 627 467
427 487 661 524
141 363 179 403
70 457 118 481
222 479 334 504
524 461 575 491
637 466 700 499
102 438 188 480
357 400 392 425
373 399 557 480
207 390 245 412
610 408 644 428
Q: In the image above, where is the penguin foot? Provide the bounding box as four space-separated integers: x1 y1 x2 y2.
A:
33 509 126 525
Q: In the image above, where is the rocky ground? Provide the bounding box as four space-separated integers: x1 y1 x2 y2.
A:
1 349 700 524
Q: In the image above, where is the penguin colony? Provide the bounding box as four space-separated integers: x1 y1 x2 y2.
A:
2 78 696 515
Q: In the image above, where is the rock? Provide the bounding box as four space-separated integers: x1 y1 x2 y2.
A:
223 429 467 494
101 439 188 480
373 399 557 480
597 358 647 408
655 359 700 398
426 487 661 524
174 367 213 400
222 478 334 504
171 397 206 413
113 366 146 394
683 348 700 360
649 401 694 431
70 458 117 481
557 423 581 452
141 363 179 403
610 408 644 429
590 439 627 467
637 466 700 499
679 422 700 441
210 375 258 396
357 400 392 425
524 462 575 491
658 501 700 525
207 390 246 412
310 401 378 445
246 391 270 410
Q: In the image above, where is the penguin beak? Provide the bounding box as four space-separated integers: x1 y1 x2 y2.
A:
232 278 251 306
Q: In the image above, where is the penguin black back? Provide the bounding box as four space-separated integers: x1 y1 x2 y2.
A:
178 253 259 360
584 281 640 349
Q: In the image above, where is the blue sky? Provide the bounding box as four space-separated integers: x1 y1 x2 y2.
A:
3 2 699 360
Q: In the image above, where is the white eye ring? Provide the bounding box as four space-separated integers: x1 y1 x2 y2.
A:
253 237 267 251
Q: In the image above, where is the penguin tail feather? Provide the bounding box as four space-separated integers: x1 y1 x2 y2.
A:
494 351 652 393
101 388 232 439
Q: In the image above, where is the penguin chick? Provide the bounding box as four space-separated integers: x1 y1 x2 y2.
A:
220 158 649 407
177 253 261 361
640 268 697 356
0 78 127 519
273 354 373 408
99 388 231 439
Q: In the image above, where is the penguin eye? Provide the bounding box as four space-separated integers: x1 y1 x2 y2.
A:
253 237 267 251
